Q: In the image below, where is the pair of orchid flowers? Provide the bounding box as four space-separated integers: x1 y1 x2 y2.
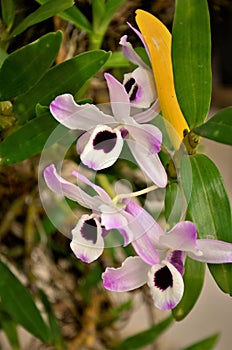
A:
44 20 232 310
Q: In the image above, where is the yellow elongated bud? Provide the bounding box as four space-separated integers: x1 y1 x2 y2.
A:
135 10 189 149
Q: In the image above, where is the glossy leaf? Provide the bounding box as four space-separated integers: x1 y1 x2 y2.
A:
36 0 92 32
172 0 212 128
104 51 130 68
172 257 205 321
0 31 62 101
14 50 111 123
135 10 189 149
181 333 219 350
10 0 74 38
0 106 73 164
181 154 232 294
193 107 232 145
0 259 51 343
1 0 15 29
113 316 173 350
165 181 183 229
59 6 92 32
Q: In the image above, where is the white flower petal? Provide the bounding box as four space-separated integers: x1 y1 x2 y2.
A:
70 214 104 263
160 221 200 255
50 94 114 130
133 99 160 123
127 139 167 188
80 125 123 170
43 164 101 209
189 239 232 263
147 261 184 310
102 256 149 292
104 73 130 122
123 67 156 108
127 122 162 153
119 34 148 69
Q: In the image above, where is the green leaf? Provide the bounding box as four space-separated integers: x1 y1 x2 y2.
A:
104 51 130 68
181 333 219 350
92 0 105 30
172 0 212 128
113 316 173 350
172 257 205 321
104 0 127 22
193 107 232 145
14 50 110 123
180 154 232 294
0 109 67 164
0 308 20 350
36 0 92 32
165 181 183 229
10 0 74 38
1 0 15 29
0 259 51 343
0 48 8 68
0 31 62 101
59 6 92 33
39 290 65 350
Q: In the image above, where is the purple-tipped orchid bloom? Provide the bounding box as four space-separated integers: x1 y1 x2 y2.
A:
102 201 232 310
119 33 156 109
43 164 154 263
49 73 167 188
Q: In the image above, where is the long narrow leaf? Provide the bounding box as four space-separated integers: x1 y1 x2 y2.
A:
172 257 205 321
36 0 92 32
172 0 212 128
0 112 64 165
1 0 15 29
0 308 20 350
10 0 74 38
113 316 173 350
13 50 111 123
181 154 232 294
193 107 232 145
0 31 62 100
0 259 51 343
181 333 219 350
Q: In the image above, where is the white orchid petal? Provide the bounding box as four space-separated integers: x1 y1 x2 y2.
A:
133 99 160 123
160 221 200 254
189 239 232 263
127 122 162 153
127 140 167 188
147 261 184 310
104 73 130 121
43 164 100 209
72 170 111 202
80 125 123 170
102 256 149 292
70 214 104 263
127 22 151 61
50 94 114 130
123 67 156 108
119 35 148 69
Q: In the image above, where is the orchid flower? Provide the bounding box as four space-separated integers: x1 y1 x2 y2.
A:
43 164 158 263
119 31 156 109
102 201 232 310
49 73 167 188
